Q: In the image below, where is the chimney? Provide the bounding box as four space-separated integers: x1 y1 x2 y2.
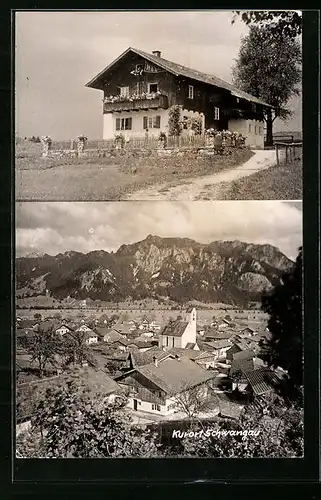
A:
153 355 158 367
152 50 161 58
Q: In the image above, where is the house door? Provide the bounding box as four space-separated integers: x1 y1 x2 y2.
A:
133 399 138 410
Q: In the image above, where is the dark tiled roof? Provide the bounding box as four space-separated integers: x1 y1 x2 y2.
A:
205 330 232 340
137 356 215 396
86 47 272 108
244 368 279 396
161 320 188 338
129 348 170 367
204 340 231 350
233 349 255 361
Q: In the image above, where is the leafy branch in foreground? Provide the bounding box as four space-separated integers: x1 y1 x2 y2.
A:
17 376 160 458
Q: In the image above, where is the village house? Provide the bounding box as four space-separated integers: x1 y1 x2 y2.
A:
229 350 279 400
125 347 172 371
75 323 94 333
115 355 214 417
158 307 198 350
204 328 232 342
168 347 217 370
200 339 232 360
55 324 73 336
86 47 272 147
226 339 253 363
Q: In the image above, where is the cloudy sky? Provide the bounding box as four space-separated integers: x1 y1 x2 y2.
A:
16 201 302 260
15 10 302 140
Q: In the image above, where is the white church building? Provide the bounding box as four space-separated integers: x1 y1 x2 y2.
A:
158 307 199 350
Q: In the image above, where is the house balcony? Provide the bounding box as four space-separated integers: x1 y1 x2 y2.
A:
103 94 169 113
223 108 264 121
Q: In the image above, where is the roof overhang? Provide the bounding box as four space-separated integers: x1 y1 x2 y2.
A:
85 46 274 109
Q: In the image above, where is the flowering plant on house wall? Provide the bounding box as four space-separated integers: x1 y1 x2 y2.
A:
41 135 52 146
104 91 164 104
114 134 125 147
205 129 246 147
168 105 182 136
189 116 203 135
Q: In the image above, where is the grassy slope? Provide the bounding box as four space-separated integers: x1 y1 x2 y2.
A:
15 146 253 201
202 158 302 200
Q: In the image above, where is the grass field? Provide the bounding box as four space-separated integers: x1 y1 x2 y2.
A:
196 152 302 201
15 141 253 201
16 306 267 324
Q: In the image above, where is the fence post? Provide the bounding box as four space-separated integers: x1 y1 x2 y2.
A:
41 136 52 157
275 144 279 166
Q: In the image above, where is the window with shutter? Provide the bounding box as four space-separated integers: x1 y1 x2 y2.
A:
154 116 161 128
148 117 153 129
116 118 121 131
143 116 148 130
125 117 132 130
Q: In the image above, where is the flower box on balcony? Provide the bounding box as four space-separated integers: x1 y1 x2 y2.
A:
103 93 168 113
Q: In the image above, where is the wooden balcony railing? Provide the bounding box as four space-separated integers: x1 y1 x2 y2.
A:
103 94 169 113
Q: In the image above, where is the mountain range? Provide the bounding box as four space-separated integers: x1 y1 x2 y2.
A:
16 235 294 306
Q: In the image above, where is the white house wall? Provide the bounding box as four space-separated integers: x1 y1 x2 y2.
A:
228 118 264 148
126 396 175 416
103 109 170 140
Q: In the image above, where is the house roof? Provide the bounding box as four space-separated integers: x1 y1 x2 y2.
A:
96 327 127 342
205 330 232 340
161 319 188 338
244 367 279 396
204 340 231 350
167 347 204 361
85 46 273 108
230 349 255 375
16 367 123 423
129 348 170 367
135 356 214 396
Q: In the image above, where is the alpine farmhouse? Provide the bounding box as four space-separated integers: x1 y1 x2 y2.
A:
85 47 273 148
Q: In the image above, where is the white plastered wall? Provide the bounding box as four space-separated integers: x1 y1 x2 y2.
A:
228 118 265 148
103 109 170 140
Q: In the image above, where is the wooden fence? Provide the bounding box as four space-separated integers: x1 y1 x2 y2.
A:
51 135 207 151
275 141 302 166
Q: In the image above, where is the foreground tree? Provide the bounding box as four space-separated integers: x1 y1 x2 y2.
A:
260 247 302 391
181 392 303 458
173 382 214 421
17 377 160 458
20 324 60 378
62 329 97 368
232 11 302 39
232 25 301 145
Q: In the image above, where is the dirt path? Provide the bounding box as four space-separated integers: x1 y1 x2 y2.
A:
123 149 280 201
